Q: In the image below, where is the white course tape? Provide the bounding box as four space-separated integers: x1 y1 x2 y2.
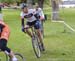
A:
63 21 75 32
51 20 75 32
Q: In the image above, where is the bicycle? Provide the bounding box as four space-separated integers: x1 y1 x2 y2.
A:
23 22 45 58
0 49 25 61
31 26 45 58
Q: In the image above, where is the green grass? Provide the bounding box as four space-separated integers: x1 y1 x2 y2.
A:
0 8 75 61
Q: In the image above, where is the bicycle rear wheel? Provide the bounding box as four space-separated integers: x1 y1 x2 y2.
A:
32 35 41 58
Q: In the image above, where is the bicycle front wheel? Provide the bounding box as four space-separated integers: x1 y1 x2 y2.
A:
7 53 25 61
14 53 25 61
32 35 41 58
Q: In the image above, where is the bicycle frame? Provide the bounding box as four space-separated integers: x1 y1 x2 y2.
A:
31 27 37 36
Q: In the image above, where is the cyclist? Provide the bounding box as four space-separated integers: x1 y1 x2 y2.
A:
0 20 17 61
20 5 45 51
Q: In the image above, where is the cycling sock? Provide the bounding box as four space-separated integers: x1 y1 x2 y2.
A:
4 50 10 55
12 57 18 61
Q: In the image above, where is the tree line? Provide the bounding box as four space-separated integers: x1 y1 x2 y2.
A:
0 0 62 9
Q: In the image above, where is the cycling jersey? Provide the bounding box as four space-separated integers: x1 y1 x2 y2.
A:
0 21 11 53
20 9 37 22
0 21 10 41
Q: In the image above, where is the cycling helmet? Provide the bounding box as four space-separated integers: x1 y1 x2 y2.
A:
21 4 27 9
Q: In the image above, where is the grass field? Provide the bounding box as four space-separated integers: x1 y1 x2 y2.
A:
0 8 75 61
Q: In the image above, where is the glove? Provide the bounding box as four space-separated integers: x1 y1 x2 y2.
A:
22 26 25 32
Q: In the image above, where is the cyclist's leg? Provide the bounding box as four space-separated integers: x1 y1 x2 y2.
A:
24 25 33 38
40 20 44 35
0 39 17 61
0 26 17 61
34 20 43 43
24 21 40 38
34 20 45 51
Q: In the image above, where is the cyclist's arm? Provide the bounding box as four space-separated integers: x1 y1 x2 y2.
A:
0 21 5 28
21 18 25 27
20 12 25 27
38 8 45 20
34 14 40 19
33 9 40 19
20 12 25 32
21 17 26 32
